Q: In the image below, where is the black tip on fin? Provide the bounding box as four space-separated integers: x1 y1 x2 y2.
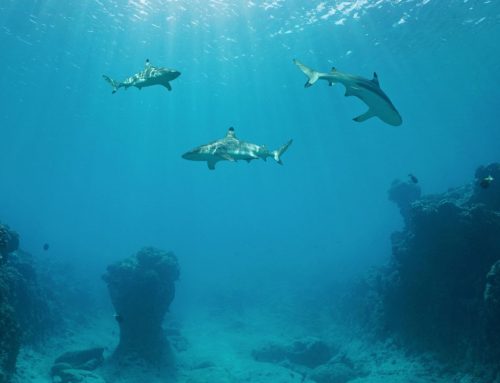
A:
331 67 337 72
146 58 150 63
229 127 234 132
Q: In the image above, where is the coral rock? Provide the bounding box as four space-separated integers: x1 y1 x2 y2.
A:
103 247 180 365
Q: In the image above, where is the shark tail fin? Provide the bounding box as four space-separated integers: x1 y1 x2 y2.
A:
273 139 293 165
103 75 120 94
293 59 320 88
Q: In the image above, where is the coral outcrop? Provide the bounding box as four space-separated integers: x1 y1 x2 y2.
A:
0 224 19 265
51 347 105 382
388 178 421 224
6 250 55 344
383 163 500 362
252 338 367 383
0 222 55 382
102 247 180 365
0 223 21 383
253 337 333 368
0 225 20 383
0 271 20 383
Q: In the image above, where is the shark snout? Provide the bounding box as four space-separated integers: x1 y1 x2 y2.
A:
182 150 197 160
171 70 181 79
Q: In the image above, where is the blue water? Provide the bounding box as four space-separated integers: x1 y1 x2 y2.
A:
0 0 499 317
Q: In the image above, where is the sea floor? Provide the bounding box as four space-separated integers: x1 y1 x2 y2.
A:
13 306 482 383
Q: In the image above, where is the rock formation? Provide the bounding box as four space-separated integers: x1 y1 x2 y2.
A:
0 224 19 265
102 247 180 365
383 163 500 362
0 222 56 382
388 178 421 224
0 224 21 383
51 347 105 383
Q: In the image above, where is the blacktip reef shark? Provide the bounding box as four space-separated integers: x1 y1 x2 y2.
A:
293 59 402 126
182 127 293 170
103 59 181 94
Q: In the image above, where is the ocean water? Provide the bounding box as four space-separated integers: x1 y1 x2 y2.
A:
0 0 499 381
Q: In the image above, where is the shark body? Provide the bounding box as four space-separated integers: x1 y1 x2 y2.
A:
182 128 293 170
103 59 181 94
293 59 402 126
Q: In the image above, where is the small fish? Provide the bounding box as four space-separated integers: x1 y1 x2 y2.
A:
408 173 418 184
114 314 123 323
43 243 50 251
479 175 494 189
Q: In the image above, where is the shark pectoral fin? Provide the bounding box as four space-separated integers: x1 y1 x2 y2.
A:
220 154 236 162
164 82 172 91
353 109 376 123
207 160 216 170
344 86 356 97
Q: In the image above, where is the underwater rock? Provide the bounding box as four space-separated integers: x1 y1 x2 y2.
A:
0 224 19 264
484 260 500 352
381 164 500 362
252 343 288 364
253 338 333 368
51 363 73 377
102 246 180 365
55 368 106 383
308 353 366 383
5 250 55 345
0 223 22 382
0 271 21 383
308 353 368 383
388 179 421 225
484 261 500 313
53 347 104 372
287 338 333 368
0 222 56 382
309 362 355 383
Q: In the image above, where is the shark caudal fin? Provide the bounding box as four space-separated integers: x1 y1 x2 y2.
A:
102 75 120 94
293 59 321 88
273 139 293 165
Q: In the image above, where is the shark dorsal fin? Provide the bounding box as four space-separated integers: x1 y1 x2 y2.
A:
331 67 337 73
372 72 379 86
145 59 151 68
226 127 236 138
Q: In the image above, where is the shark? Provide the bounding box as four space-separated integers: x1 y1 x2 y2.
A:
103 59 181 94
182 127 293 170
293 59 402 126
